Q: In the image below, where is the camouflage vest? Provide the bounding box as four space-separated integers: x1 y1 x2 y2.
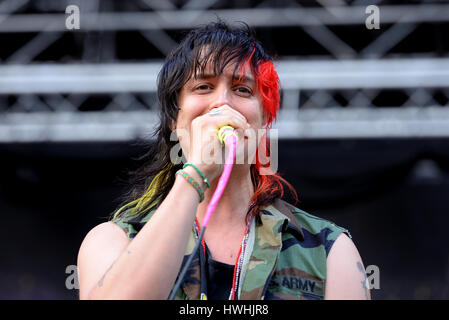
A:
113 198 351 300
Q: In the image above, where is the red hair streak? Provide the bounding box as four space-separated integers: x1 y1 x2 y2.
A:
251 60 299 211
256 60 281 129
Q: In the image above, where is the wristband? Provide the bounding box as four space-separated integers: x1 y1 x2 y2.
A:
176 169 205 202
183 162 210 188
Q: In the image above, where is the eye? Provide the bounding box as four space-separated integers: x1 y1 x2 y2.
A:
234 86 253 96
195 83 212 91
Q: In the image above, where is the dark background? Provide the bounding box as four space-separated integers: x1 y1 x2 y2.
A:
1 0 449 299
2 138 449 299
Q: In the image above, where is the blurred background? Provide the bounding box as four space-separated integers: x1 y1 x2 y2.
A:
1 0 449 299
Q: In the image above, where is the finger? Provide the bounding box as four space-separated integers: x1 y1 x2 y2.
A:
214 105 247 124
218 110 249 131
202 111 248 132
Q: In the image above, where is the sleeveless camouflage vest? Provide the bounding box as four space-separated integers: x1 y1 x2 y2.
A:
113 198 351 300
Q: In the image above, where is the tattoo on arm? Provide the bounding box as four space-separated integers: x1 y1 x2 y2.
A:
356 261 370 300
98 249 131 288
98 263 114 288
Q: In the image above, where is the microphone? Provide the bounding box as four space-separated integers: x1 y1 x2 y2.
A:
218 125 238 145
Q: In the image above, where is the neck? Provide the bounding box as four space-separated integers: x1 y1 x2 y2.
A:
196 164 254 230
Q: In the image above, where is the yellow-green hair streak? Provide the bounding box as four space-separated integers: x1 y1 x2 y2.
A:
112 162 174 221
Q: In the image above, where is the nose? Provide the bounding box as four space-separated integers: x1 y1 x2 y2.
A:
210 84 232 110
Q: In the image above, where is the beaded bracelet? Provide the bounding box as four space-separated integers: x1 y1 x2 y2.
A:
176 169 205 203
183 162 210 188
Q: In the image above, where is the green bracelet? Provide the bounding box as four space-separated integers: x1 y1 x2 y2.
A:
176 169 205 202
183 162 210 188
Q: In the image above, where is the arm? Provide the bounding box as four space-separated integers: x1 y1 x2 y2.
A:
77 106 251 300
77 166 202 300
77 221 129 299
324 233 371 300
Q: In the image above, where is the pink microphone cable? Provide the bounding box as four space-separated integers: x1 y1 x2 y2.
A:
202 125 237 228
168 125 238 300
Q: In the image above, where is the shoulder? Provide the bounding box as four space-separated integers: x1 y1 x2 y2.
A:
77 222 130 299
279 200 352 257
325 232 371 299
77 221 129 267
79 221 129 250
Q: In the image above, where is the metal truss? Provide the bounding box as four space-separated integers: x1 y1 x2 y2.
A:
2 58 448 94
1 0 449 142
2 0 449 61
3 107 449 142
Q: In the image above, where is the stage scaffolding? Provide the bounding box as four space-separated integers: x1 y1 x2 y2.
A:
1 0 448 142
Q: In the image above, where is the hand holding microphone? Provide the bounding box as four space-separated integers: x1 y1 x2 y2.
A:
186 105 250 184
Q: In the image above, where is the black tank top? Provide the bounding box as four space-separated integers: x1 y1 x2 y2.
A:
205 244 235 300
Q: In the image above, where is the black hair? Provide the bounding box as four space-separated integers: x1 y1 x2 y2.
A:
112 20 297 221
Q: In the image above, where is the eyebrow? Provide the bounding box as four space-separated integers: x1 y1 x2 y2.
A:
195 73 255 84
